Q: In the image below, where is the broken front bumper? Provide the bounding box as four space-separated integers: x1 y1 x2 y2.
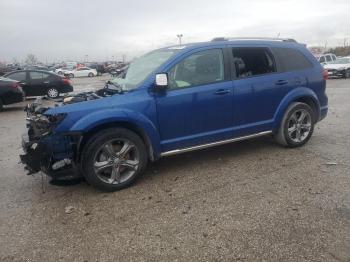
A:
20 132 82 178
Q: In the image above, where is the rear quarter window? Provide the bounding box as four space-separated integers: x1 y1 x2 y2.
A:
272 47 313 72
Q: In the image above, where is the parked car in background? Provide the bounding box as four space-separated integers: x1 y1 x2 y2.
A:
86 63 106 75
109 64 129 77
20 37 328 191
323 57 350 78
315 53 337 65
3 70 73 98
0 77 24 110
55 67 71 75
64 67 97 78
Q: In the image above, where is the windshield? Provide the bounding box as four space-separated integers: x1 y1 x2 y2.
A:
111 49 178 91
329 58 350 64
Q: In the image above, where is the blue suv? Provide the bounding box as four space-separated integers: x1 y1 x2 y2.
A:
20 38 328 191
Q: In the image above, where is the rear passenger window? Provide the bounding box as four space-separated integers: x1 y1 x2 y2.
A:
232 47 276 78
7 72 26 81
30 72 43 80
319 56 325 63
272 47 313 71
326 55 332 62
42 73 50 80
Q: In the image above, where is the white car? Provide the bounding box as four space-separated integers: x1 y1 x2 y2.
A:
323 57 350 78
55 67 73 75
65 67 97 78
315 53 337 65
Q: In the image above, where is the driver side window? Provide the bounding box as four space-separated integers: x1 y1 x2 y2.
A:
168 49 224 90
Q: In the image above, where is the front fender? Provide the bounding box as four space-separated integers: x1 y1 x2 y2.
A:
272 87 320 132
69 109 161 157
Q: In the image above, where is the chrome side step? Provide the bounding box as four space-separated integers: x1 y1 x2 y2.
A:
160 131 272 157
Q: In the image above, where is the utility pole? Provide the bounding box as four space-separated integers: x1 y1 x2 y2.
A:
177 34 183 46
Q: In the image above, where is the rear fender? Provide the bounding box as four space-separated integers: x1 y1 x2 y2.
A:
273 87 320 132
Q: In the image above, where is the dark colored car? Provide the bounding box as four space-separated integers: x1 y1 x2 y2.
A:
3 70 73 98
0 77 24 110
86 63 106 75
109 64 129 77
20 37 328 192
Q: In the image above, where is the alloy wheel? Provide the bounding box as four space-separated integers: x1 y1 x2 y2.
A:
93 139 140 184
47 88 59 98
287 109 312 143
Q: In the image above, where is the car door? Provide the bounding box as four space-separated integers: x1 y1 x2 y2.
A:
77 68 87 77
5 71 30 95
28 71 47 96
230 46 287 135
155 48 234 152
230 46 312 135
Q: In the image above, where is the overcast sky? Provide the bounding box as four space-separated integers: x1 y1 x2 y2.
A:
0 0 349 63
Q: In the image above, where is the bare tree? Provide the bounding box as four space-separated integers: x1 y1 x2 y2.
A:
25 54 38 65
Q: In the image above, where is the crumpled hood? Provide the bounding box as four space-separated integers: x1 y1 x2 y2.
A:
45 88 151 132
46 90 140 115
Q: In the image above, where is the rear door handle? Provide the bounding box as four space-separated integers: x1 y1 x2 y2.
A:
275 80 288 85
43 81 50 84
214 89 231 95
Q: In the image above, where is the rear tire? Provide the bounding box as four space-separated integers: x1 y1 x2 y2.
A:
0 98 3 111
47 88 59 98
275 102 315 147
81 128 148 192
69 73 74 78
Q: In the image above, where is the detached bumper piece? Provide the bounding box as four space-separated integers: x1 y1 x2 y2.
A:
20 133 81 178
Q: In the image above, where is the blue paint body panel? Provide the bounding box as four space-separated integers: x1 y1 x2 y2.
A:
44 39 328 160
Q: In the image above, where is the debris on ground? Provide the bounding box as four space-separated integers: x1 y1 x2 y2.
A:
65 206 74 214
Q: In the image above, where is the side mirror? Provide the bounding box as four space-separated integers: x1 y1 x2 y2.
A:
154 73 168 92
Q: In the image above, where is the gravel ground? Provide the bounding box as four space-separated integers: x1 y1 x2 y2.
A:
0 76 349 262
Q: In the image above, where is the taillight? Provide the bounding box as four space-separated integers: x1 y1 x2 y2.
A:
11 82 19 89
322 69 328 80
63 78 71 85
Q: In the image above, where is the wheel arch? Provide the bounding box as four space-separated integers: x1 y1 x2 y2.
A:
79 121 157 162
273 87 320 133
69 110 161 162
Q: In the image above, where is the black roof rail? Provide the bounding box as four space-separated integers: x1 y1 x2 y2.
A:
211 37 297 43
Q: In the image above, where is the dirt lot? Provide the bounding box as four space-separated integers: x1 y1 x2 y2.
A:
0 77 349 261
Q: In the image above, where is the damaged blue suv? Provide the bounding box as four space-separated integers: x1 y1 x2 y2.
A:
20 38 328 191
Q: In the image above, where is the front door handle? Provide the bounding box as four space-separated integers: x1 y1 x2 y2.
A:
275 80 288 86
43 81 50 84
214 89 231 95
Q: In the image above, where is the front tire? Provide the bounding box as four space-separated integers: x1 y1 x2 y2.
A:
81 128 148 192
0 98 3 111
69 73 74 78
88 72 94 77
275 102 315 147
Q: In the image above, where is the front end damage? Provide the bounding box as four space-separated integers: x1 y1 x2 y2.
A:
20 98 82 178
19 84 124 178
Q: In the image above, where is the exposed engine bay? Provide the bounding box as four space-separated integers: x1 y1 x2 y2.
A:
20 80 126 177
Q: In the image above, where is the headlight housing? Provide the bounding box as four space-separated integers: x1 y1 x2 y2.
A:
46 113 67 130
